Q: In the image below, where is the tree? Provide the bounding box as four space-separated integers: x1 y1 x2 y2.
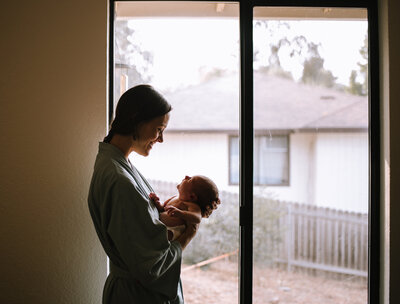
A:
254 21 294 79
115 20 153 85
300 42 337 88
347 70 363 95
346 33 368 96
254 21 337 88
358 34 368 95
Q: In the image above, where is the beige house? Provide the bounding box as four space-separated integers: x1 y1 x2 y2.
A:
136 72 368 212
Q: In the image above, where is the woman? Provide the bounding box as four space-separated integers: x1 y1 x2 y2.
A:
88 85 212 303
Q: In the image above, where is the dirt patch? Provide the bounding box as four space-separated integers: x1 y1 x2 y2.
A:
181 260 367 304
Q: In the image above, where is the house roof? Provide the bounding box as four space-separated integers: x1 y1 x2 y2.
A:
163 72 368 132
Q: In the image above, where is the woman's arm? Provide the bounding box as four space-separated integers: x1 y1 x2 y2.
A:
175 222 199 250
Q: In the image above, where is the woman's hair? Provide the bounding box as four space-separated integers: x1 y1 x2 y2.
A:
193 176 221 218
104 85 172 143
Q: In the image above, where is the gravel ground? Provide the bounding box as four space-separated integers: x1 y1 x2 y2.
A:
181 260 367 304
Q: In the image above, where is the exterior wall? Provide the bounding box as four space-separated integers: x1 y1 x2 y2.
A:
133 132 233 195
314 133 369 213
260 132 368 213
137 132 368 213
0 1 107 303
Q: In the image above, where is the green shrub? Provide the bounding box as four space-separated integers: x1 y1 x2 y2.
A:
183 191 285 266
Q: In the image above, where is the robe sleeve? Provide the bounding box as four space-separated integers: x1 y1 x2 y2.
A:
107 175 182 300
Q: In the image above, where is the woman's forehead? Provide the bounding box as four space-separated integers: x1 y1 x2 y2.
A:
156 113 170 126
146 114 169 127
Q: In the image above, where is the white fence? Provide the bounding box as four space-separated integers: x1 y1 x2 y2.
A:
276 202 368 277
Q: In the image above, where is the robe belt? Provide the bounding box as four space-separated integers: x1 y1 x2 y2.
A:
109 262 144 287
109 262 132 279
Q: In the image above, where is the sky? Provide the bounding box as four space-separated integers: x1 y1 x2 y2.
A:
123 18 368 92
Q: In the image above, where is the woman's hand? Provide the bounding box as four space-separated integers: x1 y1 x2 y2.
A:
176 222 199 250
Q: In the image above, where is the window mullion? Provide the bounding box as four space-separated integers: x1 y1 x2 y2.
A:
239 1 254 304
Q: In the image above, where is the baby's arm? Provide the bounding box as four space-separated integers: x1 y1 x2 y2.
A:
165 202 202 224
150 193 175 213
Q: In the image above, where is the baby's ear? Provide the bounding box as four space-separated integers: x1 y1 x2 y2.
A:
190 193 198 201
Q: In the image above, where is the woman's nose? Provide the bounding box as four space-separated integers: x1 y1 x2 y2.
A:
184 175 190 180
157 133 163 143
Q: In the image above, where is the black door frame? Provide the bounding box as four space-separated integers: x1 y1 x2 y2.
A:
108 1 380 304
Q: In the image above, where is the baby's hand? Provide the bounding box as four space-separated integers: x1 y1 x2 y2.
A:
149 192 159 202
149 192 163 212
165 205 182 217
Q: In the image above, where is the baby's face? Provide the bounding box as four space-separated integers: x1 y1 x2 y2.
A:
177 175 201 200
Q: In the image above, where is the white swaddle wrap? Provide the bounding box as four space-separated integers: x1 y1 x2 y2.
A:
168 225 186 241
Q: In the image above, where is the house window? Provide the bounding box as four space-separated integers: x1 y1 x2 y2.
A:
230 135 289 185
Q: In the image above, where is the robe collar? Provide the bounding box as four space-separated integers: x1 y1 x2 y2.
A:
98 142 130 167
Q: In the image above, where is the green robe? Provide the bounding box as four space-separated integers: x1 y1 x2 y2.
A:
88 142 184 304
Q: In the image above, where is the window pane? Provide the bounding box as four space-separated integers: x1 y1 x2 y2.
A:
231 135 288 185
253 7 368 304
257 135 289 185
115 2 240 303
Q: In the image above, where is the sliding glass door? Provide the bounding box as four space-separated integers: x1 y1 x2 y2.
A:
110 1 379 303
112 3 241 303
251 6 369 304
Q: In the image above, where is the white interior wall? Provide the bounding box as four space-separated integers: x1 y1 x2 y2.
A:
383 0 400 301
0 0 107 303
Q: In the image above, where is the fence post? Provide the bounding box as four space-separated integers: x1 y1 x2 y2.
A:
286 203 292 272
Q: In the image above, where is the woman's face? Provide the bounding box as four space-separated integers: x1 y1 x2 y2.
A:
132 113 170 156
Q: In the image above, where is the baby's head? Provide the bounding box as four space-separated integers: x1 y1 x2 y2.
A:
177 175 220 218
